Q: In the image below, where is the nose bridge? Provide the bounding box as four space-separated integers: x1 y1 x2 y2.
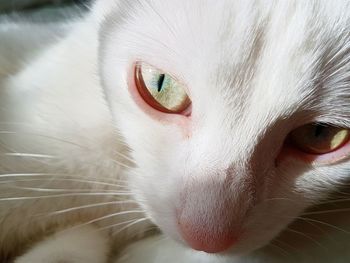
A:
181 168 254 219
185 118 257 208
177 104 262 252
191 127 252 174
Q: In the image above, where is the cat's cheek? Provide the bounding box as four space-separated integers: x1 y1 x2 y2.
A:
277 140 350 166
127 63 192 138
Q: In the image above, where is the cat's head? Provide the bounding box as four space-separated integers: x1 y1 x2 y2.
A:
98 0 350 255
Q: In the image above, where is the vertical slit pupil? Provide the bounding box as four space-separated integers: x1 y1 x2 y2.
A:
314 124 325 138
157 74 165 92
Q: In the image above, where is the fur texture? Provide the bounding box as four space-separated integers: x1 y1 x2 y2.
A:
0 0 350 262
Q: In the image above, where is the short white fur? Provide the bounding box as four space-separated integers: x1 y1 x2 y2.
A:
0 0 350 262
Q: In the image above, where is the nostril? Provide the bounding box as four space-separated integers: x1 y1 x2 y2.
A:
178 217 238 253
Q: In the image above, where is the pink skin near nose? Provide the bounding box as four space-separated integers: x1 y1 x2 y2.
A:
178 218 238 253
177 190 241 254
176 176 245 253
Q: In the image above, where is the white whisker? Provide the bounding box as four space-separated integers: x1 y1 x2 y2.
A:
267 243 289 257
7 186 128 193
302 207 350 215
0 178 128 189
0 129 134 164
0 130 87 149
0 131 16 134
317 198 350 205
112 217 150 236
0 173 54 178
110 159 135 170
2 153 56 159
285 228 325 249
0 173 129 185
273 239 301 255
67 210 146 231
97 218 140 232
295 216 350 235
3 151 135 170
0 192 133 201
37 200 138 217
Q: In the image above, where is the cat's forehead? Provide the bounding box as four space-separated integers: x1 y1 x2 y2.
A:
106 0 350 126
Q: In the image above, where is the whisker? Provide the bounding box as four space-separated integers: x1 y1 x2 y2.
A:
267 243 289 257
0 131 16 134
112 217 151 236
124 225 160 242
6 186 128 193
260 197 300 205
317 198 350 205
67 210 145 231
36 200 138 217
260 212 349 244
0 178 128 189
0 130 87 149
0 126 131 150
272 239 302 256
0 192 134 201
302 207 350 215
112 150 135 164
0 173 129 185
295 216 350 235
2 153 56 159
97 218 140 232
2 151 136 170
0 173 54 178
110 159 135 170
0 129 134 164
285 228 325 250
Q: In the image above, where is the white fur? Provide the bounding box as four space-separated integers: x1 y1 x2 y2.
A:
15 226 109 263
0 0 350 262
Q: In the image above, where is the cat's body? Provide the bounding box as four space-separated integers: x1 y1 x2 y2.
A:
1 0 350 262
0 7 151 261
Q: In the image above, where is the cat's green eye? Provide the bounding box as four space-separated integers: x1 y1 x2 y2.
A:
134 63 191 114
290 123 350 154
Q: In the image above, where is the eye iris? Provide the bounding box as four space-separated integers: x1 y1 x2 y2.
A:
135 63 191 114
290 123 350 154
330 130 349 149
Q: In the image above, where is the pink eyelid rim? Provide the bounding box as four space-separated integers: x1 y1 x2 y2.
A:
127 62 192 134
278 139 350 165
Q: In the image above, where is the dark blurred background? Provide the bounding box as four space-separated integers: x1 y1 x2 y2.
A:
0 0 91 21
0 0 88 12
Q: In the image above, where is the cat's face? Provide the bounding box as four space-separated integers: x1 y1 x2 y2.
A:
99 0 350 255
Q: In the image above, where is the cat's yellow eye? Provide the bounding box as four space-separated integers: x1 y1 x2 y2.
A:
290 123 350 155
134 63 191 114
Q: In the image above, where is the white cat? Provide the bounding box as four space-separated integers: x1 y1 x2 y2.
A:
1 0 350 262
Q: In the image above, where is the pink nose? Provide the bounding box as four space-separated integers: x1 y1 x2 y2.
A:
178 218 237 253
177 174 247 253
